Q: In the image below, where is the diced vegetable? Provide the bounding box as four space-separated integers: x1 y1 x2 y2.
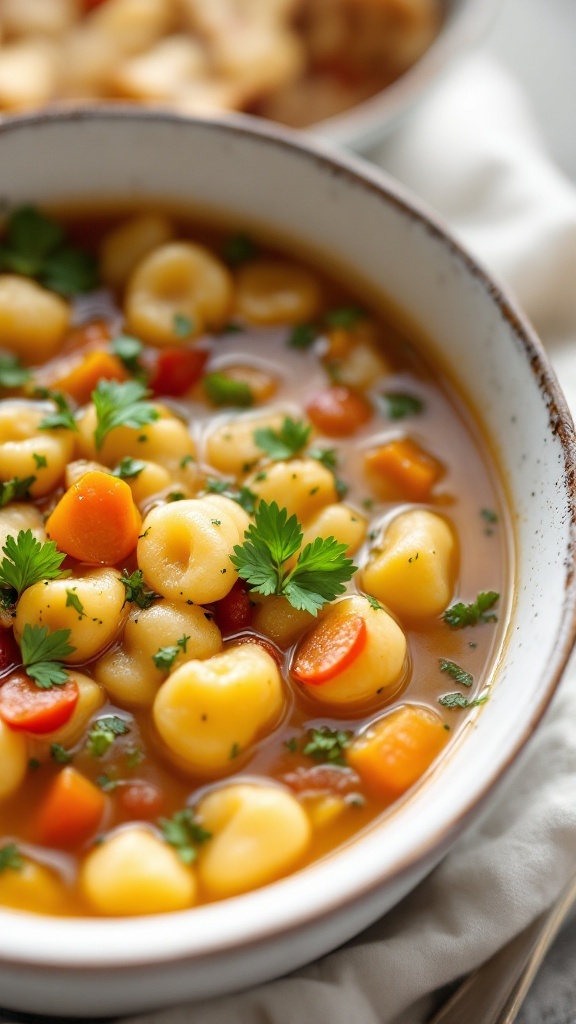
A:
148 347 208 397
347 705 449 797
0 672 79 734
36 766 106 848
292 613 367 684
364 438 441 501
46 349 127 406
306 386 372 436
45 470 142 564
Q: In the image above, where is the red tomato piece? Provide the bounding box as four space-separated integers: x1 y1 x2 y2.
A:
213 579 253 634
119 782 165 821
148 348 209 397
0 630 21 677
305 386 372 437
292 614 367 684
0 673 79 733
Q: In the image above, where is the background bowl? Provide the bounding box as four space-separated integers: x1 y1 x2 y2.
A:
0 109 574 1018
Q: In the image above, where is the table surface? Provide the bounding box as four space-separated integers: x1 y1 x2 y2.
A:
1 2 576 1022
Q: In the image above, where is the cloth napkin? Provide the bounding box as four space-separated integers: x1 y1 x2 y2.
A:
112 54 576 1024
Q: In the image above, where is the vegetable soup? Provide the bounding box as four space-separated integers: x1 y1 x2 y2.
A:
0 205 509 917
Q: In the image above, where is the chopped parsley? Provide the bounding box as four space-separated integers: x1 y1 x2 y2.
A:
302 726 352 766
109 335 146 379
324 306 366 329
37 389 78 432
439 692 489 709
439 658 473 687
254 417 311 461
0 843 23 873
288 323 317 350
365 594 384 611
204 478 257 515
222 232 258 267
203 372 253 408
20 623 75 689
380 392 425 420
153 635 190 671
113 456 147 480
158 808 211 864
481 508 499 524
120 568 161 610
65 588 86 618
0 354 31 390
0 530 67 605
0 475 36 509
86 715 130 758
230 500 356 615
0 205 99 296
50 743 73 764
443 591 499 629
96 774 119 793
173 312 193 338
92 379 159 450
32 453 47 469
307 446 348 498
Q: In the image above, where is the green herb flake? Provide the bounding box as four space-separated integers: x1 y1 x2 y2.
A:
125 747 143 769
324 306 366 329
92 379 159 450
173 312 193 338
96 774 119 793
0 843 23 874
381 392 425 420
113 456 146 480
230 742 240 759
230 500 356 616
365 594 384 611
153 644 180 671
302 727 352 766
439 658 473 687
0 205 99 296
120 568 161 610
204 478 257 515
32 453 48 470
254 417 312 462
203 372 253 408
288 323 317 350
284 737 298 753
37 389 78 432
109 335 146 379
87 715 130 758
438 691 489 709
180 454 195 469
443 591 500 629
0 475 36 509
222 232 258 268
50 743 73 764
0 354 31 390
158 808 211 864
20 623 75 689
65 588 85 619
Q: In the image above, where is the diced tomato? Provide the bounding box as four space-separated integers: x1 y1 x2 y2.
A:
148 348 209 397
292 613 367 684
306 386 372 436
36 767 105 848
119 782 165 821
231 633 283 666
0 673 79 733
0 630 21 677
213 579 253 634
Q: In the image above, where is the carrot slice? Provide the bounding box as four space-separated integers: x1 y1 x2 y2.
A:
364 438 441 501
36 766 106 848
292 613 367 684
0 672 78 734
347 705 449 798
46 470 142 565
306 386 371 437
48 349 127 405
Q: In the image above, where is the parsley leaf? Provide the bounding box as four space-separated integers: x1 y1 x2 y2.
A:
50 743 73 764
443 591 500 629
0 354 31 390
112 456 146 480
439 691 489 709
153 635 190 671
109 335 146 379
92 379 159 450
158 808 211 864
173 312 193 338
365 594 384 611
20 623 75 689
380 392 425 420
0 843 23 873
120 568 161 609
204 478 257 515
203 372 253 408
0 475 36 509
0 206 99 296
302 727 352 765
288 323 317 349
439 658 473 687
37 389 78 432
86 715 130 757
230 500 356 615
222 232 258 267
307 446 348 498
0 530 68 602
65 588 86 618
324 306 366 329
254 417 312 461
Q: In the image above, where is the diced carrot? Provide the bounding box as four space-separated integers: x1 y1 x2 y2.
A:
347 705 449 798
0 673 79 734
45 349 127 405
46 470 142 565
36 767 106 848
306 386 371 436
213 579 254 634
292 613 367 685
148 347 209 398
364 438 441 501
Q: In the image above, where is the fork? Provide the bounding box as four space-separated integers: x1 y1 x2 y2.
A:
429 869 576 1024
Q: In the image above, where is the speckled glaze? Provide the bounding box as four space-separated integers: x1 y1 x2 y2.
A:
0 110 574 1018
308 0 500 150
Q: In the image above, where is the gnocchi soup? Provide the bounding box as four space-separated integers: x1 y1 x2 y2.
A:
0 205 509 916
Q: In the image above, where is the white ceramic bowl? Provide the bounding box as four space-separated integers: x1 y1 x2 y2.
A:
0 109 574 1018
309 0 500 150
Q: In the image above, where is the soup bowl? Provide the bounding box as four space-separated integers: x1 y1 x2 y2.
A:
0 109 574 1018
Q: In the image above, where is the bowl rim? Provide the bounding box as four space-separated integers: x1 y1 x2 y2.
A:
0 106 574 969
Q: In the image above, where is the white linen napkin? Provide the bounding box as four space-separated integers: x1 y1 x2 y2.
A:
122 54 576 1024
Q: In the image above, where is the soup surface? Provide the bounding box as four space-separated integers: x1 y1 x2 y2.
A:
0 205 508 917
0 0 442 127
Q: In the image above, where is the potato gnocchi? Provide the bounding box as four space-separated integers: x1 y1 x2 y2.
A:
0 205 507 917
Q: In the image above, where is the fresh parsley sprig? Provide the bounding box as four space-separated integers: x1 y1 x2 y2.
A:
204 478 257 515
253 417 311 461
0 206 99 296
86 715 130 758
20 623 75 689
443 591 499 629
230 500 356 615
0 475 36 509
120 569 161 610
92 379 159 450
37 389 78 432
153 635 190 671
302 726 352 766
0 529 68 605
158 808 211 864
